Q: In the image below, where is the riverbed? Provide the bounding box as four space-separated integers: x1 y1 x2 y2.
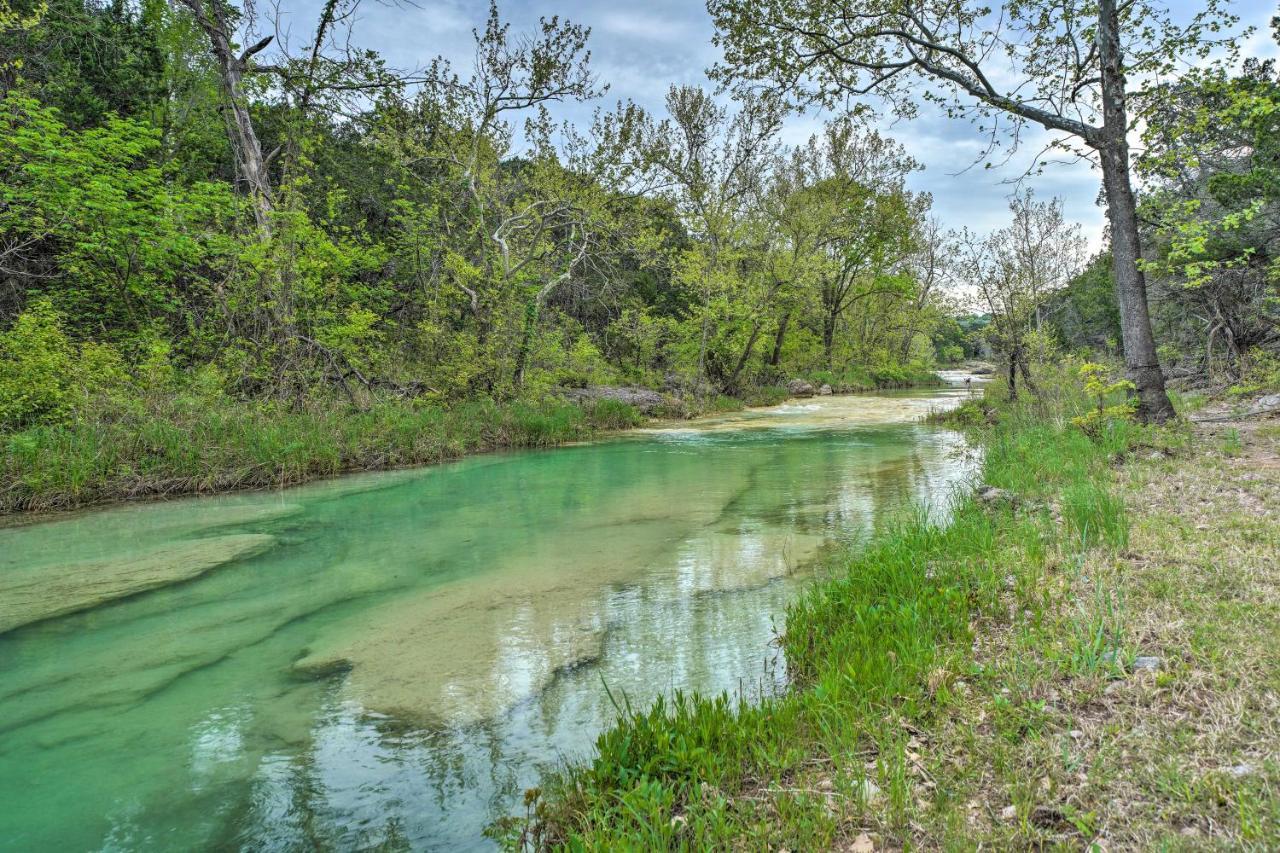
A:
0 380 981 850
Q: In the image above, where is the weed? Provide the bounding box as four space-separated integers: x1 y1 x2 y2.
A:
1220 427 1243 457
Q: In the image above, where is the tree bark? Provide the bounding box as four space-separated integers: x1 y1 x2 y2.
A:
1097 0 1176 424
178 0 274 232
724 320 763 393
769 310 790 367
822 310 837 367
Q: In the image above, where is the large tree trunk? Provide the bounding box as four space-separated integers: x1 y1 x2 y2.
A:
1097 0 1176 424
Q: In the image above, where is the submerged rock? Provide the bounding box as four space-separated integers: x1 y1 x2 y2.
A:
291 586 610 725
0 534 275 635
787 379 816 397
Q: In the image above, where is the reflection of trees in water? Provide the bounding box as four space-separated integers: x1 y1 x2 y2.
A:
1 415 977 852
228 572 804 850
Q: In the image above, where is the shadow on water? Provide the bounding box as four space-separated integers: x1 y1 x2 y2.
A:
0 382 983 851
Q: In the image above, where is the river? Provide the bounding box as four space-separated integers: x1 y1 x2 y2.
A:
0 379 981 851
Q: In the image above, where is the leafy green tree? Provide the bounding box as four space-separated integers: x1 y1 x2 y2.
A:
1042 253 1121 356
1137 24 1280 378
960 191 1085 399
0 91 236 337
0 299 72 430
708 0 1244 421
0 0 166 127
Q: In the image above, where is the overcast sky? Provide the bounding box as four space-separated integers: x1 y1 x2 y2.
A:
280 0 1279 248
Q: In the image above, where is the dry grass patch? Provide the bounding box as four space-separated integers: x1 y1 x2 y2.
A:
898 417 1280 850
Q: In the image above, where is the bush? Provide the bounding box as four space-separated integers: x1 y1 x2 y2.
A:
0 301 73 432
1228 349 1280 397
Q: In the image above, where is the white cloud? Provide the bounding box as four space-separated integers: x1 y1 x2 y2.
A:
596 11 694 43
274 0 1268 253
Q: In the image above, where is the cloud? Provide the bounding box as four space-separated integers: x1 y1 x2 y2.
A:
273 0 1264 254
596 11 693 43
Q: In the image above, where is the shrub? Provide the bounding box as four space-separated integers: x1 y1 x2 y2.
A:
0 300 73 432
1071 362 1136 437
1228 349 1280 397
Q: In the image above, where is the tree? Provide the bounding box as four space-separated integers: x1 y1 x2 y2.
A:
1042 253 1122 356
630 85 782 389
708 0 1241 422
762 119 922 370
1137 29 1280 379
960 191 1085 399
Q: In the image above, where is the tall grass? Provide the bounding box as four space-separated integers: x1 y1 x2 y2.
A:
510 376 1141 849
807 364 943 393
0 395 643 513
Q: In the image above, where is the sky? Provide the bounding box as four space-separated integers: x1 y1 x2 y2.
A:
276 0 1279 249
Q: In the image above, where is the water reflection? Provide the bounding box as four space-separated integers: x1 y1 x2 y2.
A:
0 384 980 851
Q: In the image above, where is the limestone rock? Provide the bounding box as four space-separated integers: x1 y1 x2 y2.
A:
818 383 834 396
0 534 275 635
1246 393 1280 417
563 385 666 414
787 378 816 397
976 485 1017 506
1132 655 1162 671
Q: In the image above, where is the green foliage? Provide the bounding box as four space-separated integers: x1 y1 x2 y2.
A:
1042 253 1121 355
0 0 959 506
1227 349 1280 397
0 91 237 338
0 0 165 127
1071 362 1137 437
0 299 72 430
1061 481 1129 550
520 381 1138 847
0 392 638 512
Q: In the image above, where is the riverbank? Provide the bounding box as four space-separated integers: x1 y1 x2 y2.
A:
508 380 1280 849
0 379 978 851
0 375 935 516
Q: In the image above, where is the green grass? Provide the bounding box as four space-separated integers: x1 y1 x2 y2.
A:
503 388 1143 849
0 394 644 513
807 365 943 393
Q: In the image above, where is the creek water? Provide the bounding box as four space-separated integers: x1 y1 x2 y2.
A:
0 379 981 851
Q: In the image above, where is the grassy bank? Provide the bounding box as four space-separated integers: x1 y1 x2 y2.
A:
505 372 1280 849
0 371 947 516
0 382 801 515
806 364 946 393
0 395 649 515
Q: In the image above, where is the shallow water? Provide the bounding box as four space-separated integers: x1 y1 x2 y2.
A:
0 382 981 851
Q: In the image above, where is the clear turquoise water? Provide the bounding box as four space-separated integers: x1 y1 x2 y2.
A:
0 385 978 851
